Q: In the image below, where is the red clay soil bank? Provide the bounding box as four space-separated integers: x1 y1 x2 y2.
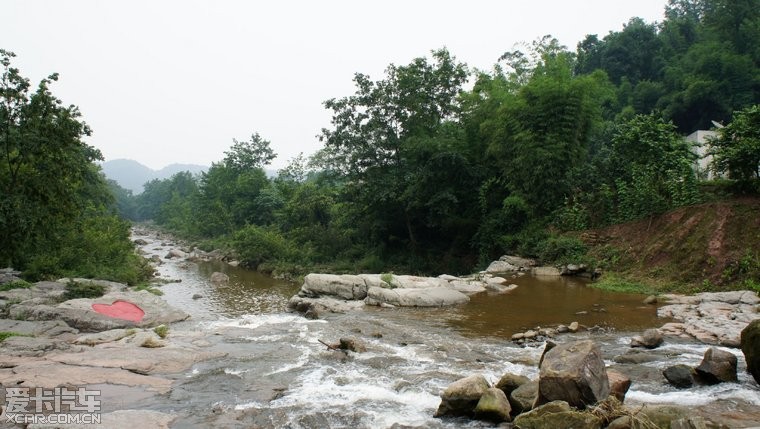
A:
92 300 145 322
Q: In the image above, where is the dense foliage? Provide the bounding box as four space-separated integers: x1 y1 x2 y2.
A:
0 50 151 283
117 0 759 276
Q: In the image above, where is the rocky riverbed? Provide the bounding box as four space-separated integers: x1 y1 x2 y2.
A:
0 227 758 428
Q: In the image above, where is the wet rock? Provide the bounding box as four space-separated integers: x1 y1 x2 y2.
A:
509 380 538 414
434 374 490 418
301 273 368 300
695 347 737 384
133 238 149 246
740 319 760 384
538 340 556 367
639 405 690 428
663 364 696 388
165 249 188 259
630 329 664 349
192 293 203 299
613 349 661 364
535 340 609 409
607 370 631 402
513 401 602 429
556 324 569 333
365 286 469 307
210 272 229 284
495 372 530 397
473 387 511 422
339 337 367 353
643 295 658 305
287 295 364 315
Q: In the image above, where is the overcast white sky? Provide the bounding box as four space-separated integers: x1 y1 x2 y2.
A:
3 1 667 170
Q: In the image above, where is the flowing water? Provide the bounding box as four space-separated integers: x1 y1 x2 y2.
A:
134 230 760 428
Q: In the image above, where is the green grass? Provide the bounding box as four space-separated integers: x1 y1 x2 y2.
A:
380 273 394 286
133 284 164 296
0 331 32 342
0 280 32 292
590 274 656 295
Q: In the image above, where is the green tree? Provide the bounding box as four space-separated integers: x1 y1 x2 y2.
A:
708 105 760 180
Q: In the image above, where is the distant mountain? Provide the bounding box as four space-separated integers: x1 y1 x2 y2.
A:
101 159 207 194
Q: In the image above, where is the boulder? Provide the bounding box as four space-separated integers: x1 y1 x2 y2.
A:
536 340 610 408
434 374 490 418
740 319 760 384
607 370 631 402
513 401 602 429
301 274 368 300
486 283 518 294
339 337 367 353
630 329 664 349
287 296 364 315
509 380 538 414
663 364 696 388
533 266 561 276
499 255 536 269
165 249 188 259
485 261 518 273
14 291 189 332
473 387 511 422
695 347 737 384
447 280 487 295
495 372 531 397
365 286 469 307
209 272 229 284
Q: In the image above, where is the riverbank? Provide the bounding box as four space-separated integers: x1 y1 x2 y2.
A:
0 227 758 428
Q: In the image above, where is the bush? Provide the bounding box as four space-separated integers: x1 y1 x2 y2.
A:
62 281 106 300
535 236 588 265
0 280 32 292
232 224 295 268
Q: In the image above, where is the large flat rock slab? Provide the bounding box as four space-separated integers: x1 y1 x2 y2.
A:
10 291 189 332
28 410 176 429
365 286 469 307
0 360 172 393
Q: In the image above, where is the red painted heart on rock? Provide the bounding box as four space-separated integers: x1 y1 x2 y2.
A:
91 300 145 322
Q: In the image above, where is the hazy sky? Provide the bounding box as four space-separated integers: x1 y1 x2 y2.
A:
4 1 667 170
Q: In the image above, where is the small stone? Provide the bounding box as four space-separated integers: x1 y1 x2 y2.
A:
192 293 203 300
511 333 525 341
556 324 569 333
568 322 579 333
643 295 658 305
631 329 664 349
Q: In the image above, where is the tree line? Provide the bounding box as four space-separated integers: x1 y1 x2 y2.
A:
2 0 758 282
114 0 758 277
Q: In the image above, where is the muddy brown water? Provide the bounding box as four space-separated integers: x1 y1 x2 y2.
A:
184 261 660 338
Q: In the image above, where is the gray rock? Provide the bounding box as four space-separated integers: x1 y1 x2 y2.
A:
485 261 518 273
209 272 229 284
15 291 189 332
695 347 737 384
533 266 562 276
663 364 696 388
495 372 531 397
301 273 368 300
447 280 487 295
607 370 631 402
74 328 135 346
536 340 609 408
509 380 538 414
0 319 77 337
613 350 661 364
365 286 469 307
473 387 511 423
287 295 365 314
27 410 176 429
339 337 367 353
434 374 490 417
741 319 760 384
631 329 664 349
0 336 73 357
513 401 602 429
499 255 536 269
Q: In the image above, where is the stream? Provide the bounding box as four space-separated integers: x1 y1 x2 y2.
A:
133 229 760 428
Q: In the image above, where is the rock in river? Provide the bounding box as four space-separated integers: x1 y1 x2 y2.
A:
434 374 490 418
741 319 760 384
535 340 609 409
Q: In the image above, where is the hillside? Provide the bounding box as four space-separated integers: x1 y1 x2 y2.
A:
101 159 207 194
582 197 760 292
